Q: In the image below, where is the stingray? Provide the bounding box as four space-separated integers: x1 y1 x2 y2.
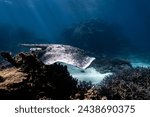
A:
21 44 95 69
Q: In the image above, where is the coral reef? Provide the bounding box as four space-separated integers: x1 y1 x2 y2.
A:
72 81 102 100
90 57 133 73
0 52 78 99
0 52 150 100
99 67 150 100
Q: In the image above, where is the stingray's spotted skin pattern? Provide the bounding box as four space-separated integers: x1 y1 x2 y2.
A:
21 44 95 69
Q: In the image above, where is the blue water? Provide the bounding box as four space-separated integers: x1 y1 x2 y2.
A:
0 0 150 62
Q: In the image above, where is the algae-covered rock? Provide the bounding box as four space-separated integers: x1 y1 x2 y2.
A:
0 52 78 100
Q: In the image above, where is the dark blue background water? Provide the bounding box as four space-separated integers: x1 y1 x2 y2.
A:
0 0 150 60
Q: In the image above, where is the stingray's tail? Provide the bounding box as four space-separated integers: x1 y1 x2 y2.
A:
20 44 50 50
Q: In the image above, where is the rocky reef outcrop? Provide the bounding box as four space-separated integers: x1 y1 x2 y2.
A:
0 52 78 99
62 19 127 56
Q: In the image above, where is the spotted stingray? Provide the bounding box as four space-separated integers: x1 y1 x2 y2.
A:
21 44 95 69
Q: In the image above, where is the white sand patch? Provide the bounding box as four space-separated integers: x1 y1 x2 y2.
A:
130 59 150 68
67 65 112 84
131 62 150 68
127 55 150 68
